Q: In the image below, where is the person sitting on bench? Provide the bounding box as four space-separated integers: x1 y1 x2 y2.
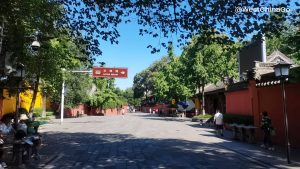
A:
0 115 15 168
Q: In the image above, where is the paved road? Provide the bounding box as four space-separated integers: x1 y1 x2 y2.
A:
25 112 299 169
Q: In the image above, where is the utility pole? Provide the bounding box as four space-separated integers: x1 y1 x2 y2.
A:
60 79 65 124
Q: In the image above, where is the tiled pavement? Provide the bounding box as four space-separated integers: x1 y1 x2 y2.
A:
8 112 300 169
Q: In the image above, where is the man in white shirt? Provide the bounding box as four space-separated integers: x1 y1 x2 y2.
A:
214 110 224 136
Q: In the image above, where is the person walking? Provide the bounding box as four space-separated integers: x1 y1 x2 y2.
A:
261 111 274 150
214 109 224 136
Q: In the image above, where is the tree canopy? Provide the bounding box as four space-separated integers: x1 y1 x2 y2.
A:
88 78 127 109
266 24 300 62
1 1 298 58
59 0 299 54
0 1 92 115
133 34 240 112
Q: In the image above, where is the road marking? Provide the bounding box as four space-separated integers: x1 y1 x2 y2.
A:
43 153 64 169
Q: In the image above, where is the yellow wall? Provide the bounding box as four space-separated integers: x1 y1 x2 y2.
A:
2 89 16 114
19 90 43 112
194 97 201 110
1 88 43 115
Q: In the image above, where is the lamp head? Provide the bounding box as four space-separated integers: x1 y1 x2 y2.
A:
223 76 229 85
16 63 24 70
31 40 40 51
274 61 291 78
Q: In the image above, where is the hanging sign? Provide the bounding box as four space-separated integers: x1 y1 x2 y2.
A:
92 67 128 78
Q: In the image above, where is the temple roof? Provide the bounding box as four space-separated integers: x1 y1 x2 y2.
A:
267 50 294 63
253 50 298 80
204 81 225 94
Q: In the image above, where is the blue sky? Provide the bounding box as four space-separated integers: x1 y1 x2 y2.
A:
96 22 182 90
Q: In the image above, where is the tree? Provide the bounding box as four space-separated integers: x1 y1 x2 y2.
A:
149 71 169 101
133 55 170 101
0 1 91 118
133 69 153 99
64 72 93 108
149 44 192 101
0 0 63 58
266 25 300 62
123 88 141 107
23 36 90 117
134 43 192 103
88 78 127 110
181 35 239 114
39 37 91 99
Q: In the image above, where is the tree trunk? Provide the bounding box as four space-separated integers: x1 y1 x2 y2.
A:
201 79 206 115
42 94 46 117
29 75 40 120
145 86 148 100
196 86 201 116
14 89 20 125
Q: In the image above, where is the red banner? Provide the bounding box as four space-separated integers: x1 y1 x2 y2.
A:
92 67 128 78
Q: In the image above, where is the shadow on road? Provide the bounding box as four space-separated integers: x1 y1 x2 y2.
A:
192 125 300 169
24 131 293 169
130 113 193 122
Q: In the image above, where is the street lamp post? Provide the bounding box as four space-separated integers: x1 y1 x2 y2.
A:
14 63 25 125
60 78 65 124
274 61 292 164
60 68 66 124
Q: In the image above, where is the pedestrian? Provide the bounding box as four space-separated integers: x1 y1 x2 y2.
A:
0 115 14 135
214 109 224 136
261 111 274 150
17 114 28 134
121 108 125 115
0 115 15 168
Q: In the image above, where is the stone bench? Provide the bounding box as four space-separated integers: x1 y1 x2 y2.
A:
2 135 41 166
229 124 257 143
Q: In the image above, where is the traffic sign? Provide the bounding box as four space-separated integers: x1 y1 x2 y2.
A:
92 67 128 78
